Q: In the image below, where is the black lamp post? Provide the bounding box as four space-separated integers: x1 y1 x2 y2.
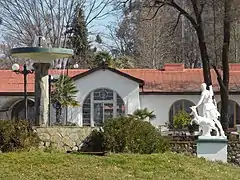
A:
12 63 34 121
48 74 59 126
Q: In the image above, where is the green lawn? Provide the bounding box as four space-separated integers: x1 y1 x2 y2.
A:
0 151 240 180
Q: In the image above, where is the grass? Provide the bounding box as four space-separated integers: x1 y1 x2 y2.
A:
0 151 240 180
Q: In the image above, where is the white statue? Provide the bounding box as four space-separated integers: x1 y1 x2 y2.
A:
192 83 226 137
190 106 219 136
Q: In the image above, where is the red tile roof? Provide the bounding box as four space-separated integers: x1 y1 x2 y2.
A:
1 64 240 93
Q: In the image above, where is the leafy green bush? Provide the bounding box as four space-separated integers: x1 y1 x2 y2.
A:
173 110 191 130
0 120 40 152
103 116 169 154
88 129 105 152
79 129 105 152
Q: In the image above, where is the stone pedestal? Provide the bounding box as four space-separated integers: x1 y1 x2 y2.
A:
33 63 51 126
197 136 228 163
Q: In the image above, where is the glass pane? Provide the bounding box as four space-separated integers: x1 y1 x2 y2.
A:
14 102 35 122
94 103 103 126
94 88 113 100
169 107 174 128
28 106 35 122
18 109 24 119
117 105 125 116
174 101 183 114
83 95 91 126
183 100 195 113
218 100 240 128
84 89 125 126
169 100 195 128
117 94 125 116
104 103 113 121
93 89 101 100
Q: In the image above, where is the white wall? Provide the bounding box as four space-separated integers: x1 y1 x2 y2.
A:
68 69 141 126
140 94 240 127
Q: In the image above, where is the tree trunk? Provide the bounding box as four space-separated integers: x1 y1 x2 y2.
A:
220 0 232 131
195 27 212 88
190 0 212 88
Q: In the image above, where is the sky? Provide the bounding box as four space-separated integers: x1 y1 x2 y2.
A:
86 4 121 51
88 17 118 51
0 28 3 43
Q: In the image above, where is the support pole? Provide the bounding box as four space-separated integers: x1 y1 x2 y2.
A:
66 59 69 125
33 63 51 126
23 64 28 121
48 75 52 126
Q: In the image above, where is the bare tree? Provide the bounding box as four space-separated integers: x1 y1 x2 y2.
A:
0 39 30 69
212 0 232 131
119 0 233 131
0 0 117 47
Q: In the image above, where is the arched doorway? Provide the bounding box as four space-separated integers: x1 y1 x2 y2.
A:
169 99 196 128
217 100 240 129
82 88 125 126
11 99 35 122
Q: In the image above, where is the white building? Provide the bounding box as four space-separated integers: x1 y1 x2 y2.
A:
0 63 240 131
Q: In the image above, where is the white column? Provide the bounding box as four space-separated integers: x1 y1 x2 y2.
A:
33 63 51 126
90 92 94 127
78 108 83 127
113 91 117 117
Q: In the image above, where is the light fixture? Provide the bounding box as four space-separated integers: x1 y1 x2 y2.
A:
56 63 62 69
12 63 20 72
73 63 79 69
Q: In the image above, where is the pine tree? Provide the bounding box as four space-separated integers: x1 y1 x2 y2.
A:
66 5 89 67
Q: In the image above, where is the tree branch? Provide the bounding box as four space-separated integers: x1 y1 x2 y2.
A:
154 0 198 29
142 4 165 20
199 1 206 16
211 64 228 94
169 12 182 36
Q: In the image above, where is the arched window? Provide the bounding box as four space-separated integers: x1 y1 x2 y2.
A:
217 100 240 129
169 99 195 127
82 88 125 126
11 99 35 122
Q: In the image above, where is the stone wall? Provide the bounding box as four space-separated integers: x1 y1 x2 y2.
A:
170 141 196 156
228 141 240 165
34 127 240 165
170 138 240 165
34 127 94 152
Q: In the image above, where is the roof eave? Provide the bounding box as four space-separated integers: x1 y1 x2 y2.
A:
71 66 145 85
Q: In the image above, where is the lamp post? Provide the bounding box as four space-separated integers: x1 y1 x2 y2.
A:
12 63 34 121
48 75 52 126
48 74 59 126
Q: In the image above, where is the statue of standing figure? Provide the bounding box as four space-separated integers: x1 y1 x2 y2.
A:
192 83 226 138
